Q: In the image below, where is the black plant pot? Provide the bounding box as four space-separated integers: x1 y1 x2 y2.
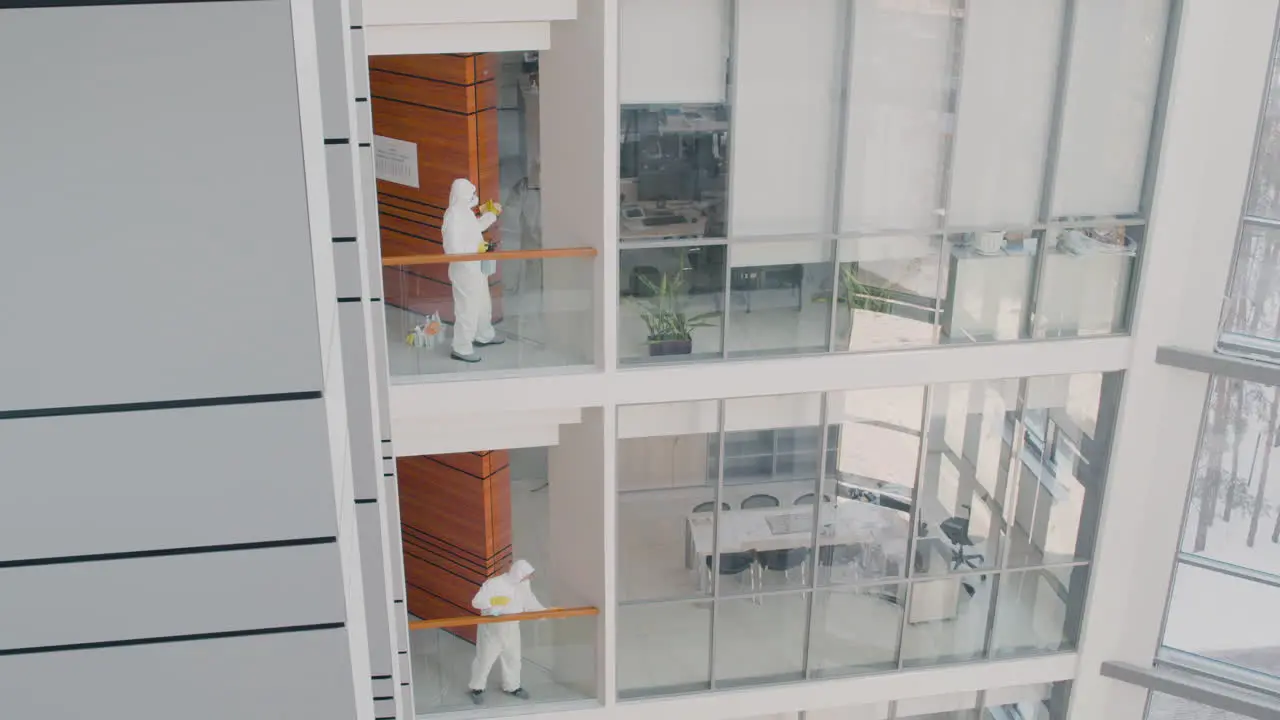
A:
648 339 693 357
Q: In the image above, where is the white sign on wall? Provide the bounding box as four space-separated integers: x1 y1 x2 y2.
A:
373 135 419 188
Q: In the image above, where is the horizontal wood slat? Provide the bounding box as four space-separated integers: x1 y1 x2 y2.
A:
383 247 599 266
409 607 599 631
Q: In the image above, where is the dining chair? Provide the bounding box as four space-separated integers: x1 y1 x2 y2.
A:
794 493 832 506
740 493 780 510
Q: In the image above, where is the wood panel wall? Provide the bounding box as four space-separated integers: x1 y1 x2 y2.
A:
370 53 503 323
398 450 512 643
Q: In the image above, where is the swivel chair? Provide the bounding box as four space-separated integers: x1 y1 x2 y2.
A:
939 505 984 572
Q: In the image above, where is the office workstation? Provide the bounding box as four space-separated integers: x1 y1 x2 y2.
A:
619 104 729 241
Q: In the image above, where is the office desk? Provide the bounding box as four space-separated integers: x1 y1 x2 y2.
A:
620 202 707 240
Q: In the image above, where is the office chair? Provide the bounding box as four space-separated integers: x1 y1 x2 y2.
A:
793 493 832 506
705 551 758 597
740 494 780 510
939 505 985 572
757 547 810 585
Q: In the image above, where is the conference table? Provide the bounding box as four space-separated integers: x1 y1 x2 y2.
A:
685 498 962 623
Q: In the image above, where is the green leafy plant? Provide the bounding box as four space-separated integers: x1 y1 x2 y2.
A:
813 265 892 313
633 270 719 344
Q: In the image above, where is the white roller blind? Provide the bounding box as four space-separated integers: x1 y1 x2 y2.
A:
947 0 1063 227
1051 0 1170 218
727 0 842 237
840 2 956 232
617 395 822 439
619 0 728 105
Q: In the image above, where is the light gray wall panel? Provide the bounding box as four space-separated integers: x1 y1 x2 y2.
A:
0 0 324 411
0 400 339 562
0 544 345 651
0 628 358 720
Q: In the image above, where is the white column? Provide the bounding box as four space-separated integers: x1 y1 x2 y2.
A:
1067 2 1280 718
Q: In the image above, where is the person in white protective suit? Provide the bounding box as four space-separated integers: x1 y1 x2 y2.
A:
442 177 503 363
468 559 545 704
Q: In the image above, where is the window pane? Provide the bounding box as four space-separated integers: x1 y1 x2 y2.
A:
1007 373 1117 570
726 239 835 358
946 0 1063 227
990 565 1087 658
1164 563 1280 677
941 231 1038 343
839 0 959 232
917 379 1022 578
1050 0 1170 218
617 600 711 698
713 592 808 687
1147 692 1256 720
808 582 903 678
900 574 994 667
823 385 926 586
1220 225 1280 352
837 235 945 351
1033 224 1140 339
1246 41 1280 219
728 0 842 237
617 400 721 602
619 245 726 364
1181 378 1280 577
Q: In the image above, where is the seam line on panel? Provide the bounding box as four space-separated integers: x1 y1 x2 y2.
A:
0 536 337 569
0 391 322 421
0 622 345 656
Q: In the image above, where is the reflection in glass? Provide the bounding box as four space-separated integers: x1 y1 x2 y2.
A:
836 236 945 351
726 239 834 358
1148 691 1255 720
808 583 902 678
1164 563 1280 677
991 566 1085 658
1181 376 1280 574
619 245 726 364
1246 38 1280 219
1007 373 1113 569
941 231 1038 343
900 574 994 667
617 400 722 602
1221 225 1280 353
619 104 730 242
823 386 926 585
1033 225 1140 339
918 379 1021 579
617 600 711 698
713 593 809 688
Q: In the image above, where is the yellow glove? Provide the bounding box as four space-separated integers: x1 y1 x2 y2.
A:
481 199 502 216
477 240 488 253
490 596 511 607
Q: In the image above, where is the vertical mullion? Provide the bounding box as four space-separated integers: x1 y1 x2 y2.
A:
1026 0 1077 338
828 0 857 354
932 0 969 344
896 382 935 669
719 0 739 361
708 398 728 690
982 377 1031 660
802 393 832 678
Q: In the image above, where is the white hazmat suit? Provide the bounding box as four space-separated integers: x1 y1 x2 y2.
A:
469 559 545 696
442 178 500 360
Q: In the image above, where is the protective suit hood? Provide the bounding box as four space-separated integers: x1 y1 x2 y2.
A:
508 559 535 582
449 178 479 209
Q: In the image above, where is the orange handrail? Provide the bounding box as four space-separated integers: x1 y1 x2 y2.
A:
382 247 598 266
407 606 598 631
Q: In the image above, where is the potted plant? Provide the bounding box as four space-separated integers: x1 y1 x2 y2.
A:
633 269 718 357
814 264 892 347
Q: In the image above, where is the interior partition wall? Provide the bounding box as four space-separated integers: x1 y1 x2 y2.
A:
615 373 1119 701
615 0 1173 365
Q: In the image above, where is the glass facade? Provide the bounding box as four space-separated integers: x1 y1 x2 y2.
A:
735 681 1072 719
616 372 1119 698
616 0 1171 365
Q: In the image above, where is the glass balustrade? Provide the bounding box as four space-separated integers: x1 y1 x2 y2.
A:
408 610 598 715
384 250 595 377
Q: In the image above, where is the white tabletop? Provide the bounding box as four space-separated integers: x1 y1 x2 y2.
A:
688 500 909 558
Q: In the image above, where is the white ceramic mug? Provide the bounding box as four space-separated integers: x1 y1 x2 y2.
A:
975 231 1005 254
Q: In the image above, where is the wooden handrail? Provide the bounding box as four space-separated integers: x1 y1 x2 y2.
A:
382 247 597 266
407 606 598 631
